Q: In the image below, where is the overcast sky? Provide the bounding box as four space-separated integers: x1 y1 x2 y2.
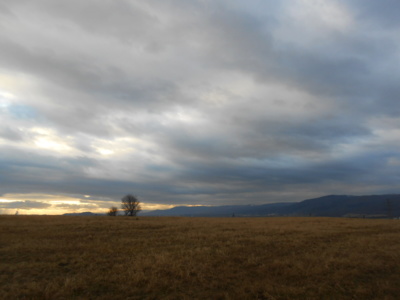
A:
1 0 400 214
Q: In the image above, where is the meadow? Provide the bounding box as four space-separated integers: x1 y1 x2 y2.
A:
1 216 400 299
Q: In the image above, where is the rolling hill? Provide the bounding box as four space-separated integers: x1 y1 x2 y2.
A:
142 194 400 218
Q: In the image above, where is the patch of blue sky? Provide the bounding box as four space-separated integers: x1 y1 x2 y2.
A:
7 104 37 120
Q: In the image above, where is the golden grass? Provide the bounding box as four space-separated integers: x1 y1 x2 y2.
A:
1 216 400 299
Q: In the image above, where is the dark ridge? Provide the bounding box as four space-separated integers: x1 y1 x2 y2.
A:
141 194 400 218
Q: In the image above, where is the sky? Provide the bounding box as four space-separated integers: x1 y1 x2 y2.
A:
1 0 400 215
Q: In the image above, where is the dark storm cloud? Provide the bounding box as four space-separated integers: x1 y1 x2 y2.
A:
1 0 400 210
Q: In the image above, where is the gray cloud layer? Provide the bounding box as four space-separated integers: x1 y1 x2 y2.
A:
0 200 51 210
1 0 400 209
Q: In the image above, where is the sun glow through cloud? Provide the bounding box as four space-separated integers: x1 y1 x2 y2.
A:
0 193 117 215
34 137 71 151
96 148 115 156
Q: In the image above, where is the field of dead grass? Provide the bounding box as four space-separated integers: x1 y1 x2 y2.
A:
1 216 400 299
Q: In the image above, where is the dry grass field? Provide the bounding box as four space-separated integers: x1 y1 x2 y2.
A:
1 216 400 299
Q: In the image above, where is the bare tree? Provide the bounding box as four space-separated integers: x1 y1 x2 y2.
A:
107 206 118 216
121 194 141 216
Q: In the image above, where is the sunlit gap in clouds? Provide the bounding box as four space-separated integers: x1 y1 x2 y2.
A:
0 193 178 215
32 128 73 152
29 125 148 159
0 193 109 215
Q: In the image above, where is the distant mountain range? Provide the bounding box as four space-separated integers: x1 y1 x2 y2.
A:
62 194 400 218
63 212 102 216
141 194 400 218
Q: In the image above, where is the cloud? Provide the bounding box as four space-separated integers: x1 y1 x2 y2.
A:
0 0 400 212
349 0 400 28
0 126 24 141
0 200 51 210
